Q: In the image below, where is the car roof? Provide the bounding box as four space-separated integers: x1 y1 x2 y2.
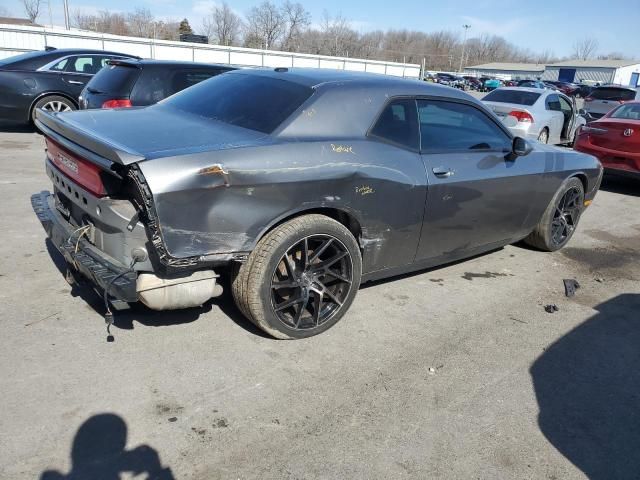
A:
226 67 475 100
496 87 546 93
107 58 236 68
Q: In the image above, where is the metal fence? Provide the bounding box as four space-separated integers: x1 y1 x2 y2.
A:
0 24 422 78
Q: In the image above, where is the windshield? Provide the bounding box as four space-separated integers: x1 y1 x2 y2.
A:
484 90 541 106
162 73 313 134
610 103 640 120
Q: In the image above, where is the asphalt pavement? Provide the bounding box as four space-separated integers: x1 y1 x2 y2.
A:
0 125 638 479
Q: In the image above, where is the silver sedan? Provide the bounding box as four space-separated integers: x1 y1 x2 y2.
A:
482 87 586 145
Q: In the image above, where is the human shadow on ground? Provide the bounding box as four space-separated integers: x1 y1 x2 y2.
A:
530 293 640 479
40 413 175 480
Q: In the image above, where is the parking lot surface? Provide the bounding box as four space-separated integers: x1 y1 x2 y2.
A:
0 126 638 479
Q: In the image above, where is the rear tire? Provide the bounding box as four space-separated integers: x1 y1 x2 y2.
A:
524 177 584 252
231 214 362 339
537 128 549 144
31 95 75 123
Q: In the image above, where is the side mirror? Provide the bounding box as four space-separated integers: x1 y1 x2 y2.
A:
512 136 533 157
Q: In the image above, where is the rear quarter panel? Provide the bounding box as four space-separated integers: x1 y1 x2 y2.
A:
138 139 429 274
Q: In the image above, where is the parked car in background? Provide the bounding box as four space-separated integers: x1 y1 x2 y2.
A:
483 78 502 91
574 101 640 179
574 84 595 98
503 80 517 87
482 87 586 145
435 72 466 89
546 81 579 96
31 68 601 339
543 82 561 91
517 80 548 89
583 86 640 121
463 76 483 90
79 59 236 110
0 47 137 124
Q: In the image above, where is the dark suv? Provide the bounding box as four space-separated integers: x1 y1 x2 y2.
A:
0 48 137 124
79 60 236 110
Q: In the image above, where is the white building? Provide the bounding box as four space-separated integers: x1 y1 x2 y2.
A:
542 60 640 86
463 62 545 80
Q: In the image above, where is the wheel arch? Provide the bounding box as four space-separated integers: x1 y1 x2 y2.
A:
254 206 364 251
28 92 78 122
569 172 588 194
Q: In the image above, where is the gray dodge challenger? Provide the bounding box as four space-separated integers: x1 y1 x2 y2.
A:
31 68 603 339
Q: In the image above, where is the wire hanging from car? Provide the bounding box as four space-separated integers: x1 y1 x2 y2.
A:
103 258 139 343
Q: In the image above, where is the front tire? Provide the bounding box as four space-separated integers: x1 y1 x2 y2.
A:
31 95 75 123
524 177 584 251
232 214 362 339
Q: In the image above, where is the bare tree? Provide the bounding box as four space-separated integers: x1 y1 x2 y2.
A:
572 37 599 60
245 1 284 49
128 7 155 38
202 2 243 46
21 0 41 23
280 1 310 51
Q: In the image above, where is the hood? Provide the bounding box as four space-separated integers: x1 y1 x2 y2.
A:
37 104 272 164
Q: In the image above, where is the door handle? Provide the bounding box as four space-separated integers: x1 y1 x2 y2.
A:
67 80 84 85
432 167 454 178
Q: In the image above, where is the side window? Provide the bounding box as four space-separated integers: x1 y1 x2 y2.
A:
98 56 114 68
66 56 96 74
546 94 561 111
417 99 511 151
49 58 68 71
170 70 219 95
131 69 170 105
369 98 419 150
558 95 572 112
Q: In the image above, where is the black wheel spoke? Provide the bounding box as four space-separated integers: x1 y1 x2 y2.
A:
323 288 344 307
274 294 304 312
312 251 348 272
551 186 583 247
312 291 323 326
309 238 333 263
283 254 297 279
272 280 299 290
302 237 309 270
322 270 352 284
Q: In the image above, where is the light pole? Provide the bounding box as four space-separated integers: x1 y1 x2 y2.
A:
459 24 470 73
63 0 70 30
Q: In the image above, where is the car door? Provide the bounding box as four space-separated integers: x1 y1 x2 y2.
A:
558 94 575 141
415 98 542 263
544 94 564 144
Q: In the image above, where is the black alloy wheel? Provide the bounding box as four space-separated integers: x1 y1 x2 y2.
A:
550 186 583 247
270 235 353 331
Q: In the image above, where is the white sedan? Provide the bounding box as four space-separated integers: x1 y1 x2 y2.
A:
482 87 586 145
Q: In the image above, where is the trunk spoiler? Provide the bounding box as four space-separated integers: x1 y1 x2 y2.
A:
35 109 146 167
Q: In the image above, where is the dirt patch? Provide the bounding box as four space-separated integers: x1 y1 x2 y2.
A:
561 246 638 281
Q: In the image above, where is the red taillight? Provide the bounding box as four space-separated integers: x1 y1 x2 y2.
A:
508 110 534 123
45 137 107 197
101 99 132 109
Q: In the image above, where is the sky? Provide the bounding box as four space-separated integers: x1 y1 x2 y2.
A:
2 0 639 58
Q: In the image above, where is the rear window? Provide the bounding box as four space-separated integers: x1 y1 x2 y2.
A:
88 64 141 94
162 73 313 134
591 87 637 101
484 90 541 106
610 103 640 120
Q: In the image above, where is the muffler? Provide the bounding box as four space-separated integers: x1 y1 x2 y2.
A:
136 270 222 310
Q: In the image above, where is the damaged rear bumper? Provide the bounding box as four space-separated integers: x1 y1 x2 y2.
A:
32 190 138 302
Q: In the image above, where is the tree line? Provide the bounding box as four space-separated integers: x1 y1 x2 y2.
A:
16 0 629 70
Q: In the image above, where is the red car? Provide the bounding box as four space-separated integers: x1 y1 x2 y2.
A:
574 101 640 178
